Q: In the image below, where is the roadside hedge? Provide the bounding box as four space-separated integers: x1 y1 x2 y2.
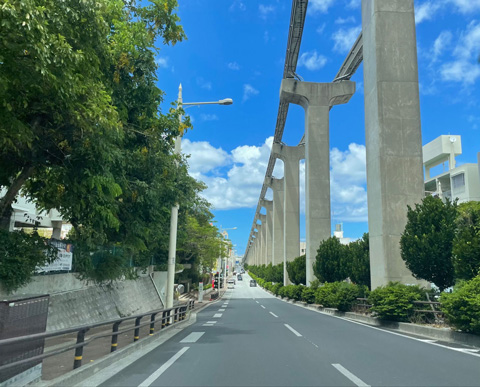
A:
440 275 480 334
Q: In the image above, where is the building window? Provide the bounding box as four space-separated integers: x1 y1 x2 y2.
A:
452 173 465 190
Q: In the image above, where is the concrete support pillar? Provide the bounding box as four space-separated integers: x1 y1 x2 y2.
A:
52 221 62 240
260 199 274 265
272 142 305 285
362 0 426 288
253 231 258 266
258 214 267 265
281 79 355 286
266 177 285 266
256 224 263 266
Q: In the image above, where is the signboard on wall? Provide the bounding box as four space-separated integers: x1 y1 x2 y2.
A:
36 240 73 272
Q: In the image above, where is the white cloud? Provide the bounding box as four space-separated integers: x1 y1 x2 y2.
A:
432 31 453 61
259 4 275 19
316 23 326 35
182 139 230 175
447 0 480 14
243 84 259 102
200 114 218 121
196 77 212 90
308 0 335 14
228 62 240 70
332 26 362 53
346 0 361 9
184 137 273 210
415 1 443 24
155 56 169 68
229 0 246 12
440 21 480 85
298 50 328 71
335 16 356 24
330 143 368 222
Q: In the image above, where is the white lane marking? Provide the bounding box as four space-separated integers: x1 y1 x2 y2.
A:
213 313 222 318
451 348 479 353
419 339 437 343
206 321 217 324
269 312 278 318
260 305 266 309
332 364 370 387
222 304 228 307
255 301 259 304
284 324 302 337
138 347 189 387
202 324 214 326
309 308 480 359
180 332 205 343
219 308 225 311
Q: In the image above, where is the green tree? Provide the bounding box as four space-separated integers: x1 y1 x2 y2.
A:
286 255 306 285
452 201 480 281
314 237 348 283
400 196 457 290
348 233 370 289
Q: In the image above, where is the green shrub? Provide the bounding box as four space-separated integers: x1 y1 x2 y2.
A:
368 282 425 321
287 285 305 301
302 287 316 304
313 282 364 311
278 286 287 298
315 282 341 307
440 275 480 334
271 283 283 296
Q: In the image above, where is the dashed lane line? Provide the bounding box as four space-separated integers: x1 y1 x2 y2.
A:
260 305 266 309
138 347 189 387
213 313 222 318
180 332 205 343
269 312 278 318
332 364 370 387
284 324 302 337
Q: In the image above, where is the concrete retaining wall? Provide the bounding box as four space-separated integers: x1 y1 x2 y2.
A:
46 277 163 331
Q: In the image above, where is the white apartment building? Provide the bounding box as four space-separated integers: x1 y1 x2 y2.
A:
423 135 480 203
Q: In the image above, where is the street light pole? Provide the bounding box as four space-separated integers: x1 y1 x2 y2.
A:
166 84 233 309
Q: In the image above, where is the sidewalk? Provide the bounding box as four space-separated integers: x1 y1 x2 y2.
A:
40 290 226 381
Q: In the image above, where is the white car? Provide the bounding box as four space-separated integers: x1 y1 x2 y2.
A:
227 278 235 289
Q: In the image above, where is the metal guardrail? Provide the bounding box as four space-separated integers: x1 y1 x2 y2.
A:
0 300 195 374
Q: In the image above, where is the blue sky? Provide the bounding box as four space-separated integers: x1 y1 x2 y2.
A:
157 0 480 257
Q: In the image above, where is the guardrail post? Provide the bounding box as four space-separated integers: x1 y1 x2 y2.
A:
134 317 142 342
161 311 167 329
111 322 121 352
73 329 88 369
174 307 179 323
166 309 171 326
150 313 158 335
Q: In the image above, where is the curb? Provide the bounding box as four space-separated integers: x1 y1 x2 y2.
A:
261 288 480 348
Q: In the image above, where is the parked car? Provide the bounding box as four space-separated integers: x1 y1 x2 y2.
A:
250 280 257 287
227 279 235 289
237 274 242 281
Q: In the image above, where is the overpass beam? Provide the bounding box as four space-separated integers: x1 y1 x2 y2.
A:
362 0 425 288
281 79 355 286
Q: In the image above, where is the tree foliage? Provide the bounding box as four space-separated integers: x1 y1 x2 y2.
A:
452 201 480 281
286 255 306 285
348 233 370 289
0 0 220 285
0 229 58 292
314 237 349 283
400 196 457 290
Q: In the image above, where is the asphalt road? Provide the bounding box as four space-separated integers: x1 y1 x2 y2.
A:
98 273 480 386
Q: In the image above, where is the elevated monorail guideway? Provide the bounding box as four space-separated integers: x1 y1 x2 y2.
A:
245 0 364 259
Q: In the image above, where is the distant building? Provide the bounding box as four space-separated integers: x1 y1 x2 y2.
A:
0 188 70 238
299 223 350 255
423 135 480 203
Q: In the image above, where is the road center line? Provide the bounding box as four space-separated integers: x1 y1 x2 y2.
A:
255 301 259 304
202 324 214 326
269 312 278 318
213 313 222 318
206 321 217 324
284 324 302 337
332 364 370 387
260 305 266 309
180 332 205 343
218 308 225 311
138 347 189 387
